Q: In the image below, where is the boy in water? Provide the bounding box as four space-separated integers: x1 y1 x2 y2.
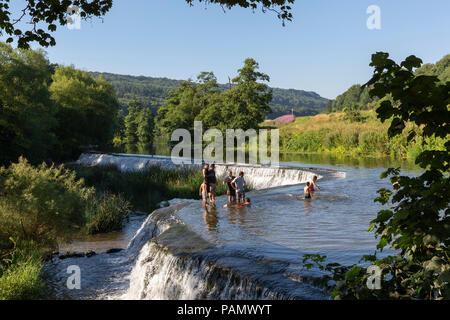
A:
244 198 251 206
199 181 209 209
304 182 312 199
232 171 246 204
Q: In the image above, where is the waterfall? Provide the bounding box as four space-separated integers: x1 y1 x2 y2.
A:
74 153 329 300
76 153 319 189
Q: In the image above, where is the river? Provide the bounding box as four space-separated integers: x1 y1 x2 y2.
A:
43 153 419 300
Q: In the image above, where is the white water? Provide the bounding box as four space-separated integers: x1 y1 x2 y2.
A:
77 153 319 189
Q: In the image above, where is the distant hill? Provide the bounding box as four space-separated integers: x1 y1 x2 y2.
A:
89 72 329 119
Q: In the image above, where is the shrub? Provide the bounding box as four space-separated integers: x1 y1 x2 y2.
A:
0 157 94 248
85 193 131 234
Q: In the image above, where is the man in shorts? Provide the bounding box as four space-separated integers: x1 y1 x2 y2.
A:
223 170 236 204
232 171 246 204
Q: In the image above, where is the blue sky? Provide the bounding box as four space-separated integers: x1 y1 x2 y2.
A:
16 0 450 99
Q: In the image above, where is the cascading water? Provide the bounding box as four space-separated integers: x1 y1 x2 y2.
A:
76 153 320 189
46 153 391 301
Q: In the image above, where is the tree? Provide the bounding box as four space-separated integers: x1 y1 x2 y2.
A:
219 57 272 129
155 73 219 135
124 100 154 154
49 66 120 160
303 53 450 300
0 42 56 165
0 0 113 49
1 1 294 49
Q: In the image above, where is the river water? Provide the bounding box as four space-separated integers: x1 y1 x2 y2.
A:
43 153 418 300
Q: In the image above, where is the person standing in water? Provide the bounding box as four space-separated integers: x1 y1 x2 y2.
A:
223 170 236 204
304 182 312 199
208 164 217 204
309 176 321 193
199 180 209 210
232 171 246 204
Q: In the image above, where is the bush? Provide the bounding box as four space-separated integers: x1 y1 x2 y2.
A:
85 193 131 234
0 157 94 249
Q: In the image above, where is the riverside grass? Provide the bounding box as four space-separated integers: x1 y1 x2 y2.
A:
70 164 229 213
269 111 447 159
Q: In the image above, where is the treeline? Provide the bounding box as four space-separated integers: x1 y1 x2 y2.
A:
327 54 449 113
90 71 329 119
0 43 120 166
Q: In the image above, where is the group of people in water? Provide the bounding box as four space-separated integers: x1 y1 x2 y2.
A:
304 175 321 199
200 163 321 211
199 163 251 210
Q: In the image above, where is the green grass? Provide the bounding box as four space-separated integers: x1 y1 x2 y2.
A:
270 111 447 159
0 241 44 300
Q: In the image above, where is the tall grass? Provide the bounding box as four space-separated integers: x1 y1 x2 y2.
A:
0 240 44 300
276 111 447 159
70 164 228 213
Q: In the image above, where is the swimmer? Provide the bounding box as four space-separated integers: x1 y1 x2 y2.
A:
304 182 312 199
244 198 251 206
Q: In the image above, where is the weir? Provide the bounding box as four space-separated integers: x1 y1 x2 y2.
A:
45 153 354 300
77 153 322 189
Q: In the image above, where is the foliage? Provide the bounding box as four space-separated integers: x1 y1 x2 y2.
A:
156 58 273 135
91 71 328 120
0 0 113 48
49 65 120 160
0 42 56 165
85 193 131 234
0 157 94 249
0 1 295 49
302 53 450 300
415 54 449 84
185 0 294 24
0 239 44 300
277 111 446 159
70 164 229 212
327 84 375 113
120 100 155 154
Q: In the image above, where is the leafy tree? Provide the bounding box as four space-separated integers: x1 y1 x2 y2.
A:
186 0 294 24
49 66 120 160
330 84 375 113
415 54 450 84
0 42 56 165
155 73 219 135
0 0 113 48
1 0 294 49
124 100 154 154
156 58 272 134
302 52 450 300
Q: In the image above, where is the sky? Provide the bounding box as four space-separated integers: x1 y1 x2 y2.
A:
10 0 450 99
